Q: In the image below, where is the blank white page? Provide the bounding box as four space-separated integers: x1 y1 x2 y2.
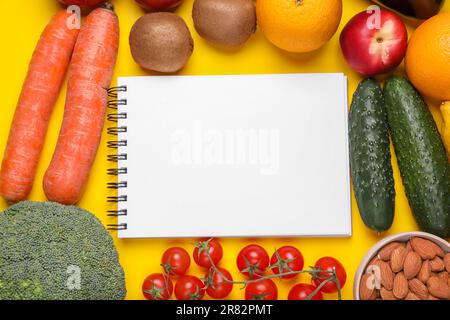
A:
116 73 351 238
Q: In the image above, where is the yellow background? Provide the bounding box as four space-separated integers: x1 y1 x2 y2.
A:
0 0 448 300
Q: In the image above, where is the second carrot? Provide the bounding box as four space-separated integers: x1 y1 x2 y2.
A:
44 3 119 205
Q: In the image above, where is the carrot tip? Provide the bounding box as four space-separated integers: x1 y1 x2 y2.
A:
100 2 115 11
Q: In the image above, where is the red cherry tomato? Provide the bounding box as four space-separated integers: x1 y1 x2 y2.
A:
313 257 347 294
245 279 278 300
236 244 270 279
175 275 205 300
205 267 233 299
270 246 304 279
161 247 190 276
142 273 173 300
57 0 105 7
288 283 323 300
193 239 223 269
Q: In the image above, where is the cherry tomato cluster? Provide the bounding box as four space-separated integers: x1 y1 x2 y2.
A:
142 239 227 300
142 239 347 300
236 244 346 300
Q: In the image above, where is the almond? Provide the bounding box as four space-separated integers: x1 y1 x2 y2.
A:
405 240 413 253
380 287 396 300
428 295 439 300
410 237 441 260
360 273 375 300
434 245 445 258
368 256 381 266
437 271 449 283
430 257 445 272
417 260 431 284
379 260 394 290
444 253 450 273
408 278 428 300
404 251 422 279
378 242 403 261
369 289 379 300
367 256 382 270
405 292 420 300
390 246 407 273
427 276 450 300
393 272 408 299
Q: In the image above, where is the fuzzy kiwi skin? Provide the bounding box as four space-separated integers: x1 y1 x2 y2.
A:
192 0 256 47
129 12 194 73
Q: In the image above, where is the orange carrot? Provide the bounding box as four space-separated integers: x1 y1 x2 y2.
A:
0 10 80 203
44 3 119 205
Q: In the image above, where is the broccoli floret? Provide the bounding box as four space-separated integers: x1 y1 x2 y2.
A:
0 201 126 300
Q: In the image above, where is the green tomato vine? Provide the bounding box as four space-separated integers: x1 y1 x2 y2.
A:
162 239 343 300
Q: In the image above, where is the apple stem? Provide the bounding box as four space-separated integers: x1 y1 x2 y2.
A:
296 0 303 6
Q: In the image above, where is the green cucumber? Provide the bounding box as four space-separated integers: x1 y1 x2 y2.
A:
384 76 450 238
349 78 395 232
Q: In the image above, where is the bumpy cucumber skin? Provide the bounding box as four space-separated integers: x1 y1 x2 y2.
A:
349 78 395 232
384 76 450 238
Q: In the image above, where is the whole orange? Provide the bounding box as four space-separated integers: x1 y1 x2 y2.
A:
256 0 342 53
405 12 450 101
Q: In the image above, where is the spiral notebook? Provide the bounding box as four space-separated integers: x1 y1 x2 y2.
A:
107 74 351 238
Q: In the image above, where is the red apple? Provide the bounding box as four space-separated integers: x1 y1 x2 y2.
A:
135 0 183 10
58 0 106 7
340 9 407 76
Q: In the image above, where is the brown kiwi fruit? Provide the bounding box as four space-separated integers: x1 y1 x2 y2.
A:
192 0 256 47
129 12 194 73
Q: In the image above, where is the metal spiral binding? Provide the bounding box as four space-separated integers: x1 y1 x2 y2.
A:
107 140 127 148
107 209 127 217
107 223 128 231
107 113 127 122
108 85 127 98
108 99 127 110
107 181 128 189
107 126 127 135
106 86 128 231
108 167 127 175
107 154 127 162
107 195 128 202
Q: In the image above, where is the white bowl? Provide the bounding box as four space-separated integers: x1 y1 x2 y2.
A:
353 231 450 300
